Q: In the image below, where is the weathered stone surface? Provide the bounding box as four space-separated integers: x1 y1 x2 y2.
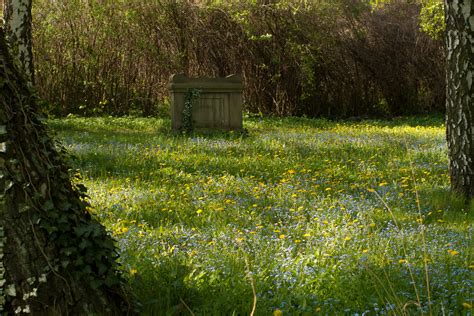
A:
169 74 244 131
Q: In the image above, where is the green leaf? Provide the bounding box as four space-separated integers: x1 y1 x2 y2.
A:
43 200 54 211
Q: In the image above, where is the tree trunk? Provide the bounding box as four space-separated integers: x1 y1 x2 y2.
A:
3 0 35 84
0 28 130 314
444 0 474 200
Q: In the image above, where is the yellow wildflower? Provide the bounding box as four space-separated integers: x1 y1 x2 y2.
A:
274 309 283 316
462 302 472 309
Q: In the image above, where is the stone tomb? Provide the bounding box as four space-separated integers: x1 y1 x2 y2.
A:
169 74 244 131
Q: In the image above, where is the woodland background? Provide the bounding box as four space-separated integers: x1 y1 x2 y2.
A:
32 0 446 118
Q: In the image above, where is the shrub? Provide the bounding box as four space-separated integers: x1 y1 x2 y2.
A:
33 0 445 118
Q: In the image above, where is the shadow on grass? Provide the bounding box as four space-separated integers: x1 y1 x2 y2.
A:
129 252 469 315
245 115 444 131
129 262 202 315
418 186 474 225
48 117 173 136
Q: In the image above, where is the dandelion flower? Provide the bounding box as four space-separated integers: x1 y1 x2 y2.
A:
462 302 472 309
274 309 283 316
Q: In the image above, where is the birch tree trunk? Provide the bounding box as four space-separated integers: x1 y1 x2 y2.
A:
444 0 474 200
0 28 129 314
3 0 34 84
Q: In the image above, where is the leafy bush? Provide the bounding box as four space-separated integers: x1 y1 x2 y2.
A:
33 0 445 118
419 0 445 40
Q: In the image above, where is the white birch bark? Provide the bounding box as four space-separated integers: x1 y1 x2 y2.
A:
444 0 474 199
3 0 34 84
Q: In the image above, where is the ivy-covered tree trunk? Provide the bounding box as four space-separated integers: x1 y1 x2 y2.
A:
3 0 35 84
0 28 129 314
444 0 474 200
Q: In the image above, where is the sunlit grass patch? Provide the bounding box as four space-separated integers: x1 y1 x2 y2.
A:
51 116 473 315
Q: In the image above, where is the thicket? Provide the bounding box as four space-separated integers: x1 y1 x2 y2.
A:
33 0 445 118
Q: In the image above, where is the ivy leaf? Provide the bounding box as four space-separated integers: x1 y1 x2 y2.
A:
90 279 103 290
97 263 107 276
58 201 72 211
43 200 55 211
104 273 120 287
61 247 76 256
75 225 94 237
79 239 91 250
4 181 13 192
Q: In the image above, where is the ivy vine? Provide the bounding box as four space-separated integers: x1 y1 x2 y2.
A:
0 28 129 314
181 88 201 134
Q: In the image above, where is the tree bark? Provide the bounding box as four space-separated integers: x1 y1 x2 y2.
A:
0 28 130 314
3 0 35 85
444 0 474 200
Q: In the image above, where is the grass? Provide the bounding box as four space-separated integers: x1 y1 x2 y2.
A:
48 116 473 315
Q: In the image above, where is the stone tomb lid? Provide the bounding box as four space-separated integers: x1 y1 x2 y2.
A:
168 74 244 92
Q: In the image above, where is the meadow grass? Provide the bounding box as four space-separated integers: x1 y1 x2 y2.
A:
48 116 473 315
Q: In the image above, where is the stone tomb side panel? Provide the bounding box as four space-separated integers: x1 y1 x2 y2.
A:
193 93 229 128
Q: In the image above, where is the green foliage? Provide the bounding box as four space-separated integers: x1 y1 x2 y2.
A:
33 0 445 118
50 116 473 315
181 89 201 135
419 0 445 40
